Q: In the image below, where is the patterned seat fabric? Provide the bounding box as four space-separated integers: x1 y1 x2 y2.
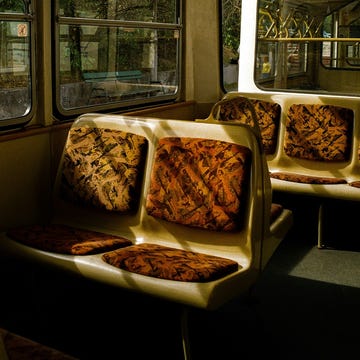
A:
102 243 239 282
0 328 77 360
6 224 132 255
284 104 353 161
270 203 284 223
61 127 148 212
349 181 360 188
145 137 252 232
270 172 347 185
216 98 281 154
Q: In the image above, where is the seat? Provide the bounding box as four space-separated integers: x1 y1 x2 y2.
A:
268 102 356 248
200 94 293 266
0 113 293 306
0 113 293 359
205 92 281 155
0 327 77 360
203 92 360 249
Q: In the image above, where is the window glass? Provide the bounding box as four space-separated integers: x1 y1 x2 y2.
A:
221 0 241 92
321 2 360 69
0 0 33 127
0 0 26 13
255 0 360 95
58 0 177 23
56 0 180 115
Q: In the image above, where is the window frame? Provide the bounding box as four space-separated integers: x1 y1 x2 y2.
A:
254 0 360 96
220 0 241 93
53 0 182 118
0 0 36 130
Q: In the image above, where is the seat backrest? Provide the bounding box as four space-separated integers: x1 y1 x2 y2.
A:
52 114 268 269
60 126 148 213
145 136 252 232
200 95 294 265
284 104 353 162
206 93 281 155
1 112 290 309
270 102 355 186
267 103 354 185
52 116 155 234
215 92 360 200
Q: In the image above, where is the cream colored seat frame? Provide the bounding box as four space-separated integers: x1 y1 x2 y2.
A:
0 114 294 310
214 92 360 248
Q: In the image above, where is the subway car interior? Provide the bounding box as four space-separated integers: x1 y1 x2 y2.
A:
0 1 359 359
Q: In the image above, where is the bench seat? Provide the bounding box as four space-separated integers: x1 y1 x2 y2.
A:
207 92 360 248
0 327 77 360
0 113 293 359
0 114 292 309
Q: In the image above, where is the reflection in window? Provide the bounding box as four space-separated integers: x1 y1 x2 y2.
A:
58 0 177 23
221 0 241 92
0 0 26 13
0 2 32 123
255 0 360 96
322 3 360 69
256 1 309 90
56 0 180 114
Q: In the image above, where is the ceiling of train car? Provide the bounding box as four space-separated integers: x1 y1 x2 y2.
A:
288 0 359 16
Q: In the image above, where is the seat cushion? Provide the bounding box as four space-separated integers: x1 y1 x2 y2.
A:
145 137 252 232
270 172 347 184
0 328 77 360
102 243 239 282
284 104 353 161
349 181 360 188
6 224 132 255
216 97 280 154
60 127 148 212
270 203 284 223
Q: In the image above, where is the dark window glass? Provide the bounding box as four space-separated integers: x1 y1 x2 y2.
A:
56 0 181 115
0 0 33 127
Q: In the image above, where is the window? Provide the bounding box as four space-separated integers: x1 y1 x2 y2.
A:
321 2 360 69
221 0 241 92
255 0 360 95
0 0 34 129
55 0 181 117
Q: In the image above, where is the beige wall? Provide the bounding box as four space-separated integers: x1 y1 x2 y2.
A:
0 1 222 230
0 133 52 229
319 66 360 93
184 0 223 104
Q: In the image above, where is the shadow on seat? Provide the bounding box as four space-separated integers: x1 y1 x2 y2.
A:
199 95 293 267
0 113 293 359
0 327 77 360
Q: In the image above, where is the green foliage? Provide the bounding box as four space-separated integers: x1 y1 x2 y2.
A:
58 1 178 78
222 0 241 61
0 0 26 12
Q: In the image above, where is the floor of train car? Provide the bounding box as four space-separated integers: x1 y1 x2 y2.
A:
1 195 359 360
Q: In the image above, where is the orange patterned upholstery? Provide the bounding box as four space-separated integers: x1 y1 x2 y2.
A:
61 127 147 212
284 104 353 161
0 328 77 360
102 137 250 282
5 127 145 255
349 181 360 188
215 97 281 154
102 243 239 282
270 203 284 223
6 224 132 255
270 172 347 184
145 137 252 232
0 114 293 311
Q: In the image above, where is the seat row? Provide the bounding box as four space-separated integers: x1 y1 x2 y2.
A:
204 92 360 248
0 113 292 358
0 327 76 360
